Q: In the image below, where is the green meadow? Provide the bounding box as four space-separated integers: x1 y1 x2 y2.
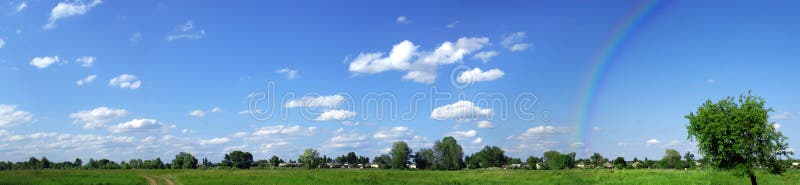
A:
1 169 798 185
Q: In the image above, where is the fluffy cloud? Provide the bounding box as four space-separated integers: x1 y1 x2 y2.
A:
108 119 174 133
373 126 413 141
431 100 493 120
513 125 569 139
0 38 4 49
457 68 504 84
69 107 127 129
502 32 532 52
108 74 142 90
252 125 317 137
447 130 477 139
772 111 793 120
76 56 95 67
477 120 495 129
165 20 206 41
129 32 142 43
646 139 660 145
0 104 35 127
76 74 97 86
322 132 369 149
211 107 223 113
199 137 230 145
30 56 61 69
472 137 483 144
285 95 345 108
44 0 103 29
16 2 27 12
396 16 410 24
472 51 499 63
447 21 460 28
315 110 356 121
348 37 491 84
276 68 299 80
188 110 205 117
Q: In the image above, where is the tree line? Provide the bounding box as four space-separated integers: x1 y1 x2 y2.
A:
2 135 793 171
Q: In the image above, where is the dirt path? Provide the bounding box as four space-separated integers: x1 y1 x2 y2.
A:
142 175 177 185
143 175 157 185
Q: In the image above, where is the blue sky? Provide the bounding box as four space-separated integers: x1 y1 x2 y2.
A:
0 0 799 162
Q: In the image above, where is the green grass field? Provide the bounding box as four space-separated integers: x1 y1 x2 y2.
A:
0 169 798 185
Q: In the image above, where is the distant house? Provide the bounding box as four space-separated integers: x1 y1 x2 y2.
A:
535 163 543 170
408 164 417 169
603 162 614 169
504 164 522 169
792 162 799 168
370 163 380 168
577 162 592 169
631 161 643 169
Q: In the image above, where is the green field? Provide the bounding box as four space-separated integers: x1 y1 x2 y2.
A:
0 169 798 185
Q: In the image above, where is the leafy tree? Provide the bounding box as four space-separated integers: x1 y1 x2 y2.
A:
224 151 254 169
390 141 412 169
433 136 464 170
41 157 51 169
686 92 792 185
466 146 508 169
543 150 566 170
414 148 435 170
357 156 370 166
526 156 541 170
373 154 392 169
613 157 626 169
590 153 606 168
269 156 283 167
73 158 82 168
171 152 198 169
298 148 321 169
346 152 358 165
684 151 696 169
660 149 682 169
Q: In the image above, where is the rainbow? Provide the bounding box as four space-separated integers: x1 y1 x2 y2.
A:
575 0 670 150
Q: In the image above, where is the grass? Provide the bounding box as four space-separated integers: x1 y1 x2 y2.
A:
0 169 798 185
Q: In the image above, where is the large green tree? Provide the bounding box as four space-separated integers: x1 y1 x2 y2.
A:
413 148 435 170
171 152 198 169
298 148 322 169
686 92 792 185
433 136 464 170
660 149 682 169
390 141 412 169
223 151 254 169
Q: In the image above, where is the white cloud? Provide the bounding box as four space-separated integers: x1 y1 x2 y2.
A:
76 56 95 67
129 32 142 43
237 109 262 115
0 104 35 127
211 107 223 113
315 110 356 121
447 20 460 28
517 125 569 139
108 119 174 134
252 125 316 136
199 137 230 145
772 112 793 120
322 132 369 149
69 107 127 129
76 74 97 86
571 142 584 147
396 16 410 24
285 95 345 108
30 56 61 69
447 130 477 139
472 137 483 144
348 37 490 84
431 100 493 120
472 51 499 63
706 79 716 84
477 120 495 129
188 110 205 117
373 126 413 141
0 38 5 48
457 68 504 83
165 20 205 41
108 74 141 90
276 68 299 80
44 0 103 29
16 2 27 12
646 139 660 145
181 129 193 134
501 32 532 52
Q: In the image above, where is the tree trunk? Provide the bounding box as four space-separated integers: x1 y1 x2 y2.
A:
748 173 757 185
